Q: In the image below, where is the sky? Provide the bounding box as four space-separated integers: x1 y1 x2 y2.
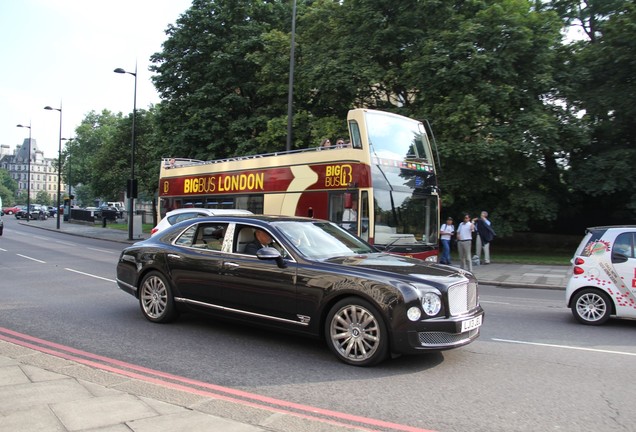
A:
0 0 193 158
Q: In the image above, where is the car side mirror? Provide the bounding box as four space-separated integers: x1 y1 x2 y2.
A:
256 247 287 268
611 252 629 264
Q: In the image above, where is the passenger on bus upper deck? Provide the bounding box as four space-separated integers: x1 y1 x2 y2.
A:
319 138 332 150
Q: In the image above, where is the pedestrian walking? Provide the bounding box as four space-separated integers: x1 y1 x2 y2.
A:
457 214 475 271
439 217 455 265
474 211 495 264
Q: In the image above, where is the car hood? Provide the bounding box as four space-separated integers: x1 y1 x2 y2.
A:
323 253 471 282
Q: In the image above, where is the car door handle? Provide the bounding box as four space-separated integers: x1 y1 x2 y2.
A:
223 262 240 269
167 254 182 259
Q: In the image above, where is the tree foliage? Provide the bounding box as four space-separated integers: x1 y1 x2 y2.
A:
62 0 636 234
0 168 17 206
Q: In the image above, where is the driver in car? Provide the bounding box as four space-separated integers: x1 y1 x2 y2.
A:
244 229 274 254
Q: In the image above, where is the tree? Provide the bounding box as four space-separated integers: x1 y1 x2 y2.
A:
0 169 18 206
35 190 51 206
150 0 291 160
558 1 636 229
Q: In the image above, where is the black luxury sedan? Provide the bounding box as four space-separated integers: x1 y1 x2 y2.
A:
116 215 484 366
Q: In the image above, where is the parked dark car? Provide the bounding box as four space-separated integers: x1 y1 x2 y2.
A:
15 205 48 220
94 205 122 221
117 215 483 366
0 213 3 235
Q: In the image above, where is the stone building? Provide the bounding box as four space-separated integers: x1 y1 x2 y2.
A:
0 138 65 203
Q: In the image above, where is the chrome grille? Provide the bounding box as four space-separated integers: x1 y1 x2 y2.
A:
418 329 479 346
448 281 478 316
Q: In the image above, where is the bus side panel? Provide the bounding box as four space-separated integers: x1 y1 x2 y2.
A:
295 191 330 219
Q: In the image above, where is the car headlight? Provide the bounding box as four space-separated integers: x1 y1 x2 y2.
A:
425 255 437 262
421 292 442 316
407 307 422 321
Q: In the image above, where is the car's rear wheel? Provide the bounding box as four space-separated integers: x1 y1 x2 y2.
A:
139 271 178 323
571 288 612 325
325 297 388 366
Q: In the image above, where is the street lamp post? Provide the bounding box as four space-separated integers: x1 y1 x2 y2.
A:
44 103 63 229
286 0 297 152
114 65 137 241
16 123 32 222
61 137 74 220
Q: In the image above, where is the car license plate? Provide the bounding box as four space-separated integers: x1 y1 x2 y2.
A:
461 315 482 332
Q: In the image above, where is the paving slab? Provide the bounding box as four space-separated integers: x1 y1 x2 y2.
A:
50 393 158 431
0 378 93 415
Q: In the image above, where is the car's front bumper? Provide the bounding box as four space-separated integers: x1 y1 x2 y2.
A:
391 307 485 354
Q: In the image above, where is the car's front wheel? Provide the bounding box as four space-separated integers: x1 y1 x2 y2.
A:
571 288 612 325
139 271 178 323
325 297 389 366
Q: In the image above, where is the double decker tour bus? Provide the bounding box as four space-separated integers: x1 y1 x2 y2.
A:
158 109 440 261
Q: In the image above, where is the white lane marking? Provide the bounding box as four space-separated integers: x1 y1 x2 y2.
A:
493 338 636 357
0 248 7 252
55 240 77 246
86 247 116 254
16 254 46 263
65 268 116 283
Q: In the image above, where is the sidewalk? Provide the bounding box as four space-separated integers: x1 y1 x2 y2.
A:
0 339 365 432
2 219 570 431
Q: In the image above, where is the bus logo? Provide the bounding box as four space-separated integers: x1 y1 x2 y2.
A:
325 164 353 188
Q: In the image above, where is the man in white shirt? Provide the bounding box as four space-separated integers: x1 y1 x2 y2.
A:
457 214 475 271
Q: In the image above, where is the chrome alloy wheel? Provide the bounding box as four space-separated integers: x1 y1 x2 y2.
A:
575 292 608 322
329 304 382 363
140 275 169 320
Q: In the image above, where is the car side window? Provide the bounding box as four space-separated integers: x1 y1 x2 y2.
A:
175 225 197 247
175 223 228 250
613 233 634 258
198 223 228 251
169 212 197 225
233 224 289 258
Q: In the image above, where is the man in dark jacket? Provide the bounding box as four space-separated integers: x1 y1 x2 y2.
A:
244 229 274 255
474 211 495 264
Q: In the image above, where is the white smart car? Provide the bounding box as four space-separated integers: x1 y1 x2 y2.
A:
151 208 252 236
566 226 636 325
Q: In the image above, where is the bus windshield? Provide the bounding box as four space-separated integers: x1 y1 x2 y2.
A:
365 110 439 249
365 111 433 165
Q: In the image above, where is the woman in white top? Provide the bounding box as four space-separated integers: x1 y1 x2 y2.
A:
456 214 475 271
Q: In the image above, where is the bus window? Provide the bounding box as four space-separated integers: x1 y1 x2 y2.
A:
348 120 362 149
360 190 369 241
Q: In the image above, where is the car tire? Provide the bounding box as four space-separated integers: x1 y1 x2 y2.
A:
325 297 389 366
571 288 612 325
139 271 179 323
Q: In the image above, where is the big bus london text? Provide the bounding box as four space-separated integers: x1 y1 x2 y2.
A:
158 109 440 261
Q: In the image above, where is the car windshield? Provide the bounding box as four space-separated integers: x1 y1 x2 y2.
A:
273 221 375 259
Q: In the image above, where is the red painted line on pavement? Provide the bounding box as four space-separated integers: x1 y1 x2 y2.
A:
0 327 435 432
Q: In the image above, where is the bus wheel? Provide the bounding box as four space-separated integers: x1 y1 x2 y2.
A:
325 298 388 366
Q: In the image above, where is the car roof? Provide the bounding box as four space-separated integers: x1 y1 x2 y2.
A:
165 208 252 217
586 225 636 232
168 214 320 229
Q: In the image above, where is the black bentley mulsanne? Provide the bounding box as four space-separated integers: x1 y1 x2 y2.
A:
116 215 484 366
